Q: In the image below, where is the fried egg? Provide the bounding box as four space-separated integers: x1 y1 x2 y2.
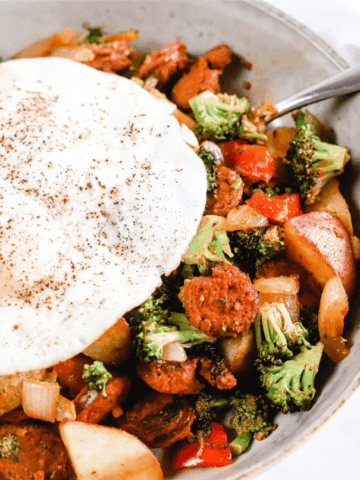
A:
0 57 207 374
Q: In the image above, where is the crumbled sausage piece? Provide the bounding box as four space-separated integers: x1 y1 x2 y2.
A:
0 422 69 480
199 357 237 389
205 166 243 217
0 407 30 425
53 353 91 398
85 40 137 73
204 44 232 69
135 41 192 89
118 392 196 448
182 264 258 337
171 57 221 110
75 375 131 423
136 358 205 395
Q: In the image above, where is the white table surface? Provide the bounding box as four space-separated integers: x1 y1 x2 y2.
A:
257 3 360 480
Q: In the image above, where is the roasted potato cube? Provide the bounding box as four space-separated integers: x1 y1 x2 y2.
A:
284 211 356 297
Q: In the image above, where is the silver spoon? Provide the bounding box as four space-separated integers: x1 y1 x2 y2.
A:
265 63 360 124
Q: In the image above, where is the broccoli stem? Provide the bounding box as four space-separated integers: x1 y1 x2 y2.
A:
230 432 253 456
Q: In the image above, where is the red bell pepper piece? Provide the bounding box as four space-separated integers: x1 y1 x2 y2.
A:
220 141 275 182
174 423 232 468
247 191 302 223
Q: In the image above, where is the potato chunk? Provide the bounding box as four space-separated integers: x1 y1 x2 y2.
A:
304 178 353 237
83 317 132 365
284 211 356 297
59 421 163 480
220 327 256 375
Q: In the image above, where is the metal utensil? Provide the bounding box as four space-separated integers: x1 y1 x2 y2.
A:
266 63 360 124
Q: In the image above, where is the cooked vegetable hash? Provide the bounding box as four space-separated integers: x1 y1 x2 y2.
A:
0 23 357 480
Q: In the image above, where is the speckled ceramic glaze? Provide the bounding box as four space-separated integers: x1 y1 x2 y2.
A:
1 1 359 479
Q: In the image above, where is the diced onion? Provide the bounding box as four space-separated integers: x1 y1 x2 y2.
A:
162 342 187 362
77 389 99 410
216 205 269 232
56 395 76 422
22 380 60 422
253 276 300 295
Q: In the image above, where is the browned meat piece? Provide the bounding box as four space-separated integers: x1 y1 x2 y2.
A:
199 357 237 389
135 41 192 89
171 57 221 110
0 407 30 425
205 166 243 217
0 421 69 480
118 392 196 448
136 358 205 395
75 375 131 424
182 264 259 337
53 353 91 398
204 44 232 69
85 40 137 73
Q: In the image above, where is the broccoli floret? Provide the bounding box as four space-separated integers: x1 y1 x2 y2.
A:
258 342 323 413
229 393 277 455
293 109 334 142
189 389 276 456
251 184 293 197
229 225 285 275
299 305 320 345
189 91 267 142
197 145 219 193
155 266 187 313
183 215 233 274
286 122 349 205
82 360 112 399
255 302 311 366
258 226 286 265
81 22 104 44
0 434 20 459
192 392 230 436
126 296 215 363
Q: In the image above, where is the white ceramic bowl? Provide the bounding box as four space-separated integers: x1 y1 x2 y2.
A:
1 2 359 479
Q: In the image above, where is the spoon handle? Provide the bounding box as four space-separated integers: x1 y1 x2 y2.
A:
267 63 360 123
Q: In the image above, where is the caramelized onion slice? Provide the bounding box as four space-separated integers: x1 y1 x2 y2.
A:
253 275 300 295
217 205 269 232
318 276 350 363
22 380 60 423
318 276 348 339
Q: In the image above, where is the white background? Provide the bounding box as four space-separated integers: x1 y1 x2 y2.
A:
258 3 360 480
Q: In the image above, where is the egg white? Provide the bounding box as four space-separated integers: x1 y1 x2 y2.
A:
0 57 207 374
